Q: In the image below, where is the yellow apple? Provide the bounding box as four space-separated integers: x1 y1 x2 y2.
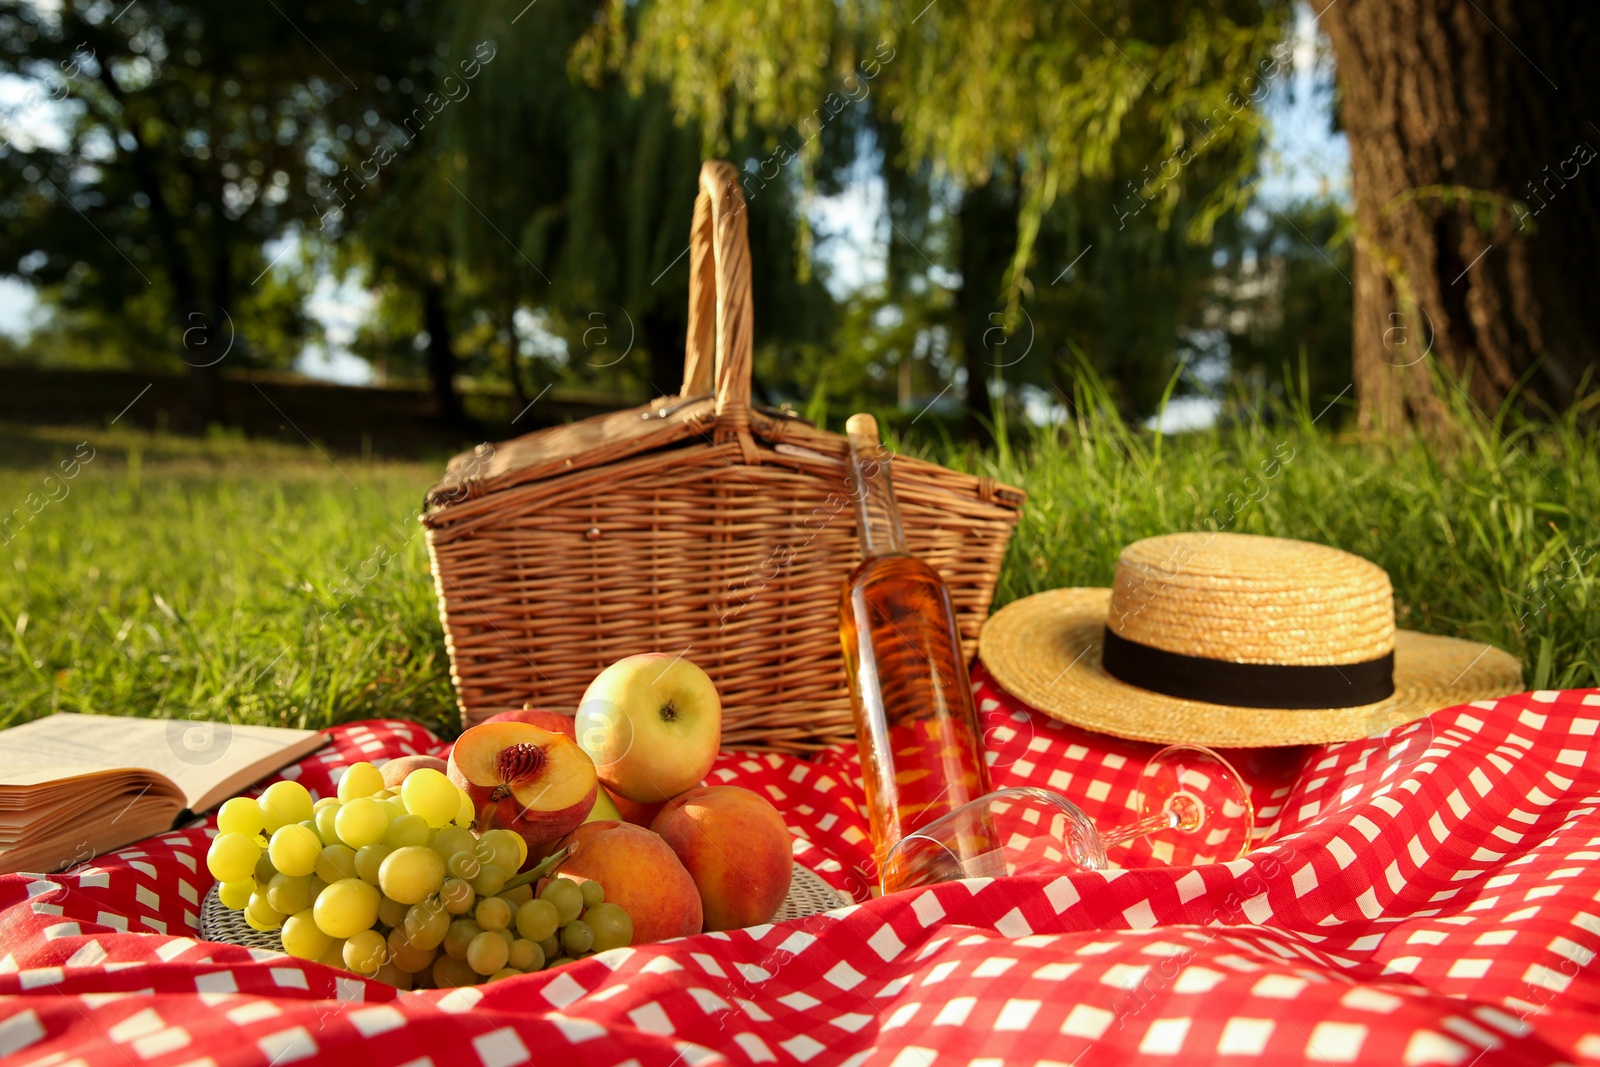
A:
576 654 721 803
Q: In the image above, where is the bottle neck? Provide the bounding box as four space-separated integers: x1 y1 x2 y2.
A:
847 436 908 559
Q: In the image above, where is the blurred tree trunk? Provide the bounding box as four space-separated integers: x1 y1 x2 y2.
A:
504 300 528 410
641 308 686 399
1314 0 1600 433
956 178 1019 441
421 275 465 425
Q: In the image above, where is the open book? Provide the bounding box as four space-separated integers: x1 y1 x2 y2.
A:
0 713 326 876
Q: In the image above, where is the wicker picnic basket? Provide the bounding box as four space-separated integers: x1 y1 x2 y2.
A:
422 160 1025 754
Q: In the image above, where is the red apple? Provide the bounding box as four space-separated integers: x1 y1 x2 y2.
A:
446 722 597 853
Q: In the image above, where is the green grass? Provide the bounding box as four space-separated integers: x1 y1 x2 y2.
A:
1 385 1596 739
0 424 457 737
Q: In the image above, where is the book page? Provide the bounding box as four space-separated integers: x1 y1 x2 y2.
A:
0 714 325 811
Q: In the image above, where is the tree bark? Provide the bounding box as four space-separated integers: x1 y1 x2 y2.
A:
956 177 1020 441
421 274 466 425
1313 0 1600 432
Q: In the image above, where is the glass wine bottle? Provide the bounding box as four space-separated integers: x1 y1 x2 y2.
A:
838 413 996 894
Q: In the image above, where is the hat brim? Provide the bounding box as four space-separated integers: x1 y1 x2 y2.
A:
978 588 1524 747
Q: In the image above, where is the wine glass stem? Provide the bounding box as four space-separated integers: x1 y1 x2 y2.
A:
1097 809 1179 849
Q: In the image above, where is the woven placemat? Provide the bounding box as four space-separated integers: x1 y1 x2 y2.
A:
200 862 852 952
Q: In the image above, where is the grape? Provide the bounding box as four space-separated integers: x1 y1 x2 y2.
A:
508 938 544 972
318 938 347 969
578 880 604 909
378 845 446 905
583 903 633 953
440 878 475 915
383 814 431 849
297 819 320 836
374 961 413 989
245 909 280 933
267 824 321 878
469 864 506 897
314 804 342 843
488 968 521 981
313 878 381 939
546 956 575 968
281 909 333 959
432 954 478 989
446 850 480 881
253 851 278 884
431 826 476 858
501 883 533 907
377 895 410 929
335 798 390 849
354 844 393 884
338 761 385 802
312 795 340 813
387 928 436 973
217 797 266 837
400 769 459 829
481 830 522 873
266 872 313 916
455 790 475 827
259 780 314 832
560 920 594 956
246 891 284 928
540 878 583 924
515 898 559 942
315 844 358 884
443 919 482 960
218 879 255 910
343 929 388 976
381 798 410 821
475 896 511 932
404 899 450 950
537 935 561 960
207 832 261 883
466 930 509 976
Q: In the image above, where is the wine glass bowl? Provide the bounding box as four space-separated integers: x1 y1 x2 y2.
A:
881 744 1254 893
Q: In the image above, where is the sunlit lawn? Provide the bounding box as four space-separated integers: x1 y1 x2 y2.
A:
2 393 1595 738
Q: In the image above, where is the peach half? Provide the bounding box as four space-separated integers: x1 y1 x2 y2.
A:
446 722 597 854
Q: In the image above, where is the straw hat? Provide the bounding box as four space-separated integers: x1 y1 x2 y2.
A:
979 533 1522 747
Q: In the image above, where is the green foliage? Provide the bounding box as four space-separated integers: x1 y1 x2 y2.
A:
0 0 436 371
590 0 1291 303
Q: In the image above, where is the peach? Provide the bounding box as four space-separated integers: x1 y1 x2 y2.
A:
481 708 577 741
447 722 597 854
553 821 702 943
651 786 791 931
380 754 448 790
607 787 664 828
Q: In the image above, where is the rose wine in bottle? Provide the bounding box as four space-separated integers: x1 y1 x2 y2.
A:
838 413 994 893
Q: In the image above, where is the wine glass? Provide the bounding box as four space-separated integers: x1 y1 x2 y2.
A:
881 744 1254 893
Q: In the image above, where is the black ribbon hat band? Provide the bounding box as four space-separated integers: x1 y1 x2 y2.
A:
1100 626 1397 710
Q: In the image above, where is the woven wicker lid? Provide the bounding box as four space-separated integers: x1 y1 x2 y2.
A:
980 533 1523 747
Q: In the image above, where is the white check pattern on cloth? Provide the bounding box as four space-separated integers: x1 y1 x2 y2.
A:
1 670 1598 1066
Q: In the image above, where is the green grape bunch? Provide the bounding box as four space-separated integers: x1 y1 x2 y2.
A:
207 761 633 988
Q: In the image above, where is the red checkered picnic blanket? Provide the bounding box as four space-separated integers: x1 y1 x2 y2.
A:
2 666 1598 1066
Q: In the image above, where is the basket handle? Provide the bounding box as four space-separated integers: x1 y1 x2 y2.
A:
680 161 754 427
